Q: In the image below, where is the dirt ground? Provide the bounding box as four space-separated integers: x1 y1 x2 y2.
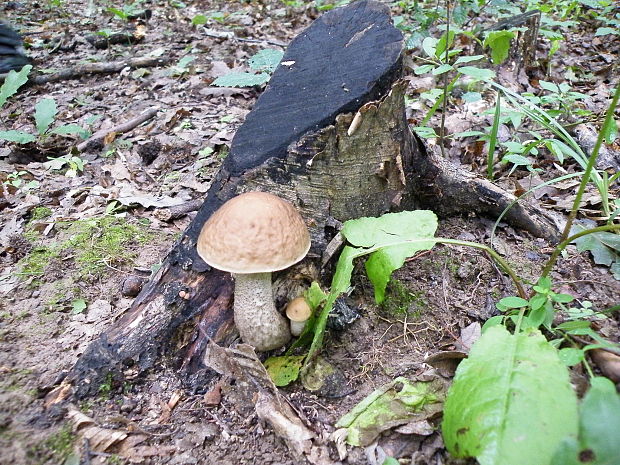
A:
1 1 619 464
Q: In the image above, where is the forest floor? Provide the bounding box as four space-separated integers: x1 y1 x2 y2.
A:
0 1 619 464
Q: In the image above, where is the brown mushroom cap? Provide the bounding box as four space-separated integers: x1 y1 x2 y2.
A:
286 296 312 322
197 192 310 274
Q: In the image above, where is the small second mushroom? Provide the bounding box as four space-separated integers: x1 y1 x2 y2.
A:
196 192 310 351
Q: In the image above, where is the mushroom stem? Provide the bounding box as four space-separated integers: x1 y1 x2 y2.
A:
233 272 291 351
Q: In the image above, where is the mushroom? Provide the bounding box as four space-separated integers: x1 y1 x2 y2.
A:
286 297 312 336
196 192 310 351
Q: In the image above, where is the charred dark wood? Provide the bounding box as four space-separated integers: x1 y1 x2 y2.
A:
61 0 558 399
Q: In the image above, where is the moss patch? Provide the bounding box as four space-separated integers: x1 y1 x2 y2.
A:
18 216 152 279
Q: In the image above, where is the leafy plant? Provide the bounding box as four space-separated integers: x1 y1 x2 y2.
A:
0 64 31 110
0 97 91 145
3 171 39 191
212 49 284 88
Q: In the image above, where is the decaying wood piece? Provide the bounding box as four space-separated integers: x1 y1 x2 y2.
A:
61 0 557 398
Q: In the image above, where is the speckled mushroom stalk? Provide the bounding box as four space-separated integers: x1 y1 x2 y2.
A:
233 272 291 351
196 191 311 352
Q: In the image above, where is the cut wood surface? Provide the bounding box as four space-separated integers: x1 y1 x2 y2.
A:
60 0 558 399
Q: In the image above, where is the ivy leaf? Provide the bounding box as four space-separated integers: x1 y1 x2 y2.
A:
484 30 516 64
443 326 578 465
212 72 271 88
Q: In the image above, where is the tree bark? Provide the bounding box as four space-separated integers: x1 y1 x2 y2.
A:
58 0 558 399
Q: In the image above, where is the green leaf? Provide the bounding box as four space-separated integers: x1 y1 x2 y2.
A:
432 63 454 75
264 355 305 387
414 64 435 75
436 30 456 58
381 458 400 465
595 27 618 36
51 124 90 139
248 49 284 73
0 64 32 109
421 37 438 58
454 54 485 65
191 14 207 25
335 377 445 446
539 80 561 93
558 348 584 366
0 130 36 144
212 72 270 87
35 98 58 135
457 66 496 81
551 377 620 465
484 30 516 64
71 299 87 314
498 296 528 308
342 211 438 303
572 222 620 267
443 326 578 465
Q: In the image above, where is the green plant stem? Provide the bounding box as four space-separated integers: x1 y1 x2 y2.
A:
486 92 501 180
421 75 459 126
439 0 450 159
434 238 526 298
542 84 620 276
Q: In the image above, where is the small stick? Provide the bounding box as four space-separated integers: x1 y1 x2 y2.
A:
155 199 204 222
30 56 171 85
77 106 160 152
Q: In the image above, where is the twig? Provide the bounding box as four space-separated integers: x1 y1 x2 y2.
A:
76 106 160 152
30 56 171 85
202 29 287 48
154 199 204 222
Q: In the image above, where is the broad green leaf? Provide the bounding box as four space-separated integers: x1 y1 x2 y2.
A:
551 377 620 465
572 222 620 267
336 377 445 446
432 64 454 75
443 326 578 465
595 27 618 36
454 54 485 65
71 299 87 314
248 49 283 73
498 296 528 308
436 30 456 58
305 281 327 310
0 64 32 108
457 66 496 81
342 211 438 303
421 37 438 58
264 355 305 387
539 80 560 93
381 458 400 465
414 64 435 75
35 98 57 135
484 30 516 64
0 130 36 144
51 124 90 139
558 347 584 366
191 14 207 25
461 92 482 103
212 72 270 87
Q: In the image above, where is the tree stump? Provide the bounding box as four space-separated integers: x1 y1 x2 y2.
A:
60 0 557 398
